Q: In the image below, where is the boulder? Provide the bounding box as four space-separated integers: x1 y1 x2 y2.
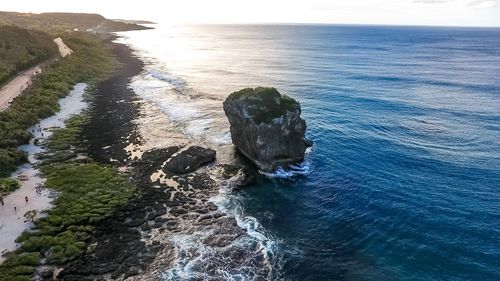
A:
223 87 311 171
38 265 55 278
164 146 216 174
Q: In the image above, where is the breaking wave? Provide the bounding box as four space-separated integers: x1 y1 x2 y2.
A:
208 186 285 280
259 161 311 178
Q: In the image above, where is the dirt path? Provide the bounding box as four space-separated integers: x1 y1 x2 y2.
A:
0 65 42 111
0 37 72 112
53 37 73 57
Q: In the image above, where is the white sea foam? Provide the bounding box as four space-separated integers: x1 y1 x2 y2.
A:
162 230 271 281
212 131 232 144
209 186 284 276
130 73 200 122
161 233 209 280
184 118 212 137
120 34 285 279
148 69 187 93
260 160 312 179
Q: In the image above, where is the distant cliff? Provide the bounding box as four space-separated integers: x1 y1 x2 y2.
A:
0 11 152 33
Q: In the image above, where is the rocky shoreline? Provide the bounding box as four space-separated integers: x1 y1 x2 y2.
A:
54 39 275 280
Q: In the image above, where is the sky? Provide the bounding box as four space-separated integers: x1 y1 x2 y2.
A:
1 0 499 27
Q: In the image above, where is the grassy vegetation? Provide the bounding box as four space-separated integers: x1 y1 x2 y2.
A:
0 11 106 32
0 30 136 280
0 11 151 33
0 178 20 198
0 31 116 178
0 162 134 281
0 25 57 85
0 149 27 177
226 87 299 124
0 112 135 281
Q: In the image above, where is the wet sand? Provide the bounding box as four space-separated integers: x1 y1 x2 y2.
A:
0 83 88 262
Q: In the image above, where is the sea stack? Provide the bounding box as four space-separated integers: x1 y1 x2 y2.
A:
223 87 311 171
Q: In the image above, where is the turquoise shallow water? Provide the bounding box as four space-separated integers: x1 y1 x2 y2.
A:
121 24 500 280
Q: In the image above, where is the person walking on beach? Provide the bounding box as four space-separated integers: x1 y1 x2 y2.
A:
25 196 29 203
0 197 4 206
14 205 16 212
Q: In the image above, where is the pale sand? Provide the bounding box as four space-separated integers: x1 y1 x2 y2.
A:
0 37 73 112
0 83 88 262
53 37 73 57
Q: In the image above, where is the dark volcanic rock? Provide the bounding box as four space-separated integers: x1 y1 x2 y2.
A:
223 87 311 171
164 146 216 174
38 266 55 278
133 146 180 181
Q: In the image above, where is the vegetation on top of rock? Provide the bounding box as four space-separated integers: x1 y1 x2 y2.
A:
223 87 310 171
225 87 299 124
0 25 57 85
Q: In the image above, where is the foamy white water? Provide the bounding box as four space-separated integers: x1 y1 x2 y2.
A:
114 29 288 279
0 83 87 262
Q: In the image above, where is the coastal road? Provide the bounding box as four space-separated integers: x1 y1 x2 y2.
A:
0 37 73 112
0 65 42 111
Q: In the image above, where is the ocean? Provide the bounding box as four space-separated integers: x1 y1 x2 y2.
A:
117 24 500 280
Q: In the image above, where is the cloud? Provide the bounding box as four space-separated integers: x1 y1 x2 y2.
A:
414 0 449 3
413 0 497 7
467 0 497 7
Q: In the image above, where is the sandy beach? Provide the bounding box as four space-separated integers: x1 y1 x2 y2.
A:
0 83 87 262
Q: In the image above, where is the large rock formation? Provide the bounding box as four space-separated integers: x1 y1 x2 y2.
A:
164 146 216 175
223 87 311 171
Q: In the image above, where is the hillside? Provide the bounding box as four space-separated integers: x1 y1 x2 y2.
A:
0 11 151 33
111 19 156 24
0 25 57 85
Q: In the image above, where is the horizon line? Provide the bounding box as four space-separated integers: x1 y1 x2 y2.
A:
1 9 500 29
162 22 500 29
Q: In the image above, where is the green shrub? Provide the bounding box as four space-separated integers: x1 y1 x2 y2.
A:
0 177 21 196
0 31 116 176
0 30 124 280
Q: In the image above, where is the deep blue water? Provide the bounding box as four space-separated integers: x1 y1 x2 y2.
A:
122 25 500 280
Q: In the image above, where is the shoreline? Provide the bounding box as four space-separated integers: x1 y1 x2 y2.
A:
54 37 276 280
0 83 88 262
1 31 278 280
